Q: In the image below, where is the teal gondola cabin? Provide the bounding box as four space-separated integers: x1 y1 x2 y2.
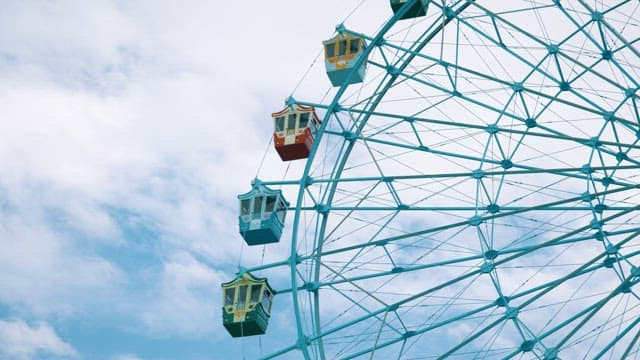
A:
237 180 289 246
222 272 275 337
390 0 429 19
323 33 367 87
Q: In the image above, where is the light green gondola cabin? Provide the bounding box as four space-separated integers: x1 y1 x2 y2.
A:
221 272 275 337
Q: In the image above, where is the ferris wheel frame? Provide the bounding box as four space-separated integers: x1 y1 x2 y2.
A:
238 0 640 358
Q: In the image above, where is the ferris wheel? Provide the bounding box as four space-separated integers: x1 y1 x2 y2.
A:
223 0 640 358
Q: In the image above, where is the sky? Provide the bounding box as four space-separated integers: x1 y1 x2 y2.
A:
5 1 640 359
0 1 374 359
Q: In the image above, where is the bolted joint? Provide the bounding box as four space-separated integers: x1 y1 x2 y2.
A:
486 124 499 134
505 306 519 319
520 340 536 352
374 36 386 46
484 249 499 260
480 262 494 274
316 204 330 215
289 253 302 266
512 82 524 92
387 66 401 77
525 118 537 128
487 203 500 214
495 296 509 307
303 176 314 187
471 169 485 179
402 330 416 339
397 204 409 210
343 131 358 142
304 282 319 293
591 11 603 21
469 216 483 226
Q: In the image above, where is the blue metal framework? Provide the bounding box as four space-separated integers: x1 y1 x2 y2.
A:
237 0 640 358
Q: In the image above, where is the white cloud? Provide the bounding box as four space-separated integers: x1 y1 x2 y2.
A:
0 0 377 357
0 210 125 317
0 319 76 359
139 252 223 337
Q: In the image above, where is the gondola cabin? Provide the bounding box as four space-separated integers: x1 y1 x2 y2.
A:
323 33 367 87
238 180 289 246
221 272 275 337
272 104 321 161
390 0 428 19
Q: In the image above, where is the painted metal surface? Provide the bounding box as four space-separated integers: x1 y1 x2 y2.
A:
237 180 288 246
323 33 367 87
221 272 275 337
272 104 321 161
390 0 428 20
233 1 640 358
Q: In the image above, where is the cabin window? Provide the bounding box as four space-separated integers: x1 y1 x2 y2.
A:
224 287 235 306
265 196 277 213
299 113 309 129
350 39 360 55
286 114 296 135
250 285 261 305
275 116 285 132
237 285 248 310
262 289 273 313
338 40 347 56
287 114 296 130
276 200 286 223
240 199 251 216
253 196 263 217
325 42 336 58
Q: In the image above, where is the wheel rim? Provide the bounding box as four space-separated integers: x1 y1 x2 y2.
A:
256 1 640 358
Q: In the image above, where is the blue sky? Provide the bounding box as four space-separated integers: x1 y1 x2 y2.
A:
0 1 371 358
4 1 640 359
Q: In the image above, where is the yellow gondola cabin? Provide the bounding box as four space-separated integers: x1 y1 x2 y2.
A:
323 32 367 87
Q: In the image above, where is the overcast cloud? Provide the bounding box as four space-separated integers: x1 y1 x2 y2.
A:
0 0 365 358
4 0 640 359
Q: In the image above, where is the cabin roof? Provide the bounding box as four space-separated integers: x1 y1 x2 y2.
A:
322 32 364 45
237 180 289 206
271 104 321 123
221 271 275 294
